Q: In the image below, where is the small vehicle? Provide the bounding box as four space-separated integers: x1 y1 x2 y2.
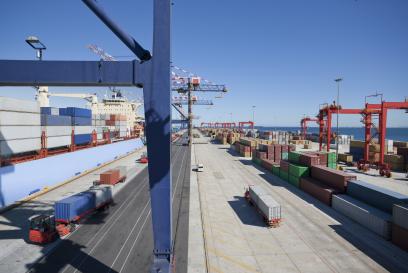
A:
139 152 148 163
194 163 204 172
28 215 57 244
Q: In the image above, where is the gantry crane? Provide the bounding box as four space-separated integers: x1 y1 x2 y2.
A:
238 121 254 130
361 99 408 176
172 75 227 145
300 116 319 140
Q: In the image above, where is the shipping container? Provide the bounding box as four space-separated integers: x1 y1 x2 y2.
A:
115 166 127 178
59 107 92 118
288 151 302 163
288 163 309 178
249 185 268 207
272 165 280 176
0 138 41 156
393 204 408 230
54 191 96 223
45 126 72 137
257 195 281 221
279 170 289 181
71 117 92 126
87 186 113 208
391 224 408 251
41 115 72 126
332 194 391 239
40 107 59 115
100 169 121 185
0 111 41 126
74 134 91 145
0 96 40 113
73 126 93 134
347 180 408 214
300 177 338 206
47 136 71 148
0 126 41 140
311 166 356 192
288 175 300 187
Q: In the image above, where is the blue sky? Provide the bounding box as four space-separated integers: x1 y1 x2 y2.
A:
0 0 407 127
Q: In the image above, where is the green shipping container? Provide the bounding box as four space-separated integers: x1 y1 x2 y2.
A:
289 163 309 178
288 175 300 187
288 151 302 164
272 165 280 176
279 170 289 181
327 152 337 163
252 158 261 165
281 152 288 160
328 163 337 169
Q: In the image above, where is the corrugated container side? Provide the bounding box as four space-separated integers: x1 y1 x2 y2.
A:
74 134 91 145
40 107 59 115
45 126 72 137
73 126 93 134
300 177 338 206
347 180 408 214
0 97 40 113
311 165 356 192
332 194 391 239
59 107 92 118
54 192 96 222
88 186 113 208
392 204 408 230
249 185 267 206
47 136 71 148
0 126 41 140
72 117 92 126
391 224 408 251
41 115 72 126
257 195 281 221
288 175 300 187
0 112 41 126
0 138 41 156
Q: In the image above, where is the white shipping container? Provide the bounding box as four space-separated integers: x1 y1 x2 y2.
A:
47 135 71 148
48 108 60 115
96 127 104 133
97 133 103 139
119 121 127 126
332 195 391 239
0 111 41 126
0 126 41 140
73 126 93 134
88 186 113 208
45 126 72 137
249 185 268 207
119 131 127 137
0 138 41 156
115 166 127 178
0 97 40 113
257 195 281 221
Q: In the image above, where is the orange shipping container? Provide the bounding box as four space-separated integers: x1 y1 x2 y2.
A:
100 170 120 185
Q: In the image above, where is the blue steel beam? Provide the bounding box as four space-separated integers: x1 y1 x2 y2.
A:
82 0 151 62
0 60 143 87
143 0 172 271
172 119 188 124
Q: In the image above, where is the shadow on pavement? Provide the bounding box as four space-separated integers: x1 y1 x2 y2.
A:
228 196 265 228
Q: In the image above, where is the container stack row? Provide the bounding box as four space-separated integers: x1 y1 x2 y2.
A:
0 97 42 157
252 146 408 251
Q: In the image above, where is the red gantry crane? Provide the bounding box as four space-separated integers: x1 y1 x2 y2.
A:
300 116 319 140
238 121 254 130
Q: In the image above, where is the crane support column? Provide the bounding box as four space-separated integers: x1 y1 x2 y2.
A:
188 83 193 146
326 110 332 152
364 113 372 162
379 103 387 165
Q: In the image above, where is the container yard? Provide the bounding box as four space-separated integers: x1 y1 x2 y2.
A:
1 1 408 273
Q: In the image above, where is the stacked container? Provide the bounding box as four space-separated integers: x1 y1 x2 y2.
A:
60 107 92 145
41 107 72 148
0 97 41 156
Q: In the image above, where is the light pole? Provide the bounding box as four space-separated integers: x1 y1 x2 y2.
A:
334 78 343 167
252 105 256 124
25 36 46 60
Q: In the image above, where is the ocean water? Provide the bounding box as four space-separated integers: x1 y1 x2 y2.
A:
256 126 408 142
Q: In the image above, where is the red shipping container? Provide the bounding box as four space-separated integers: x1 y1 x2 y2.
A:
299 154 321 167
281 145 289 153
392 224 408 252
280 160 290 172
300 177 339 206
274 145 282 160
310 166 356 193
258 151 267 159
100 169 120 185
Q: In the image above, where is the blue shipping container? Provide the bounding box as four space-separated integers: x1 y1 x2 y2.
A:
72 117 92 126
59 107 91 118
74 134 91 145
54 191 96 222
347 180 408 213
41 114 72 126
349 147 364 161
40 107 59 115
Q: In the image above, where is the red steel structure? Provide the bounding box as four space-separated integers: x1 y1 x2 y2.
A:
300 117 319 139
238 121 254 130
222 122 236 128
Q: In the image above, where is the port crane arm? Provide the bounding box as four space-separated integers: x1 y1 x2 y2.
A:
0 0 173 271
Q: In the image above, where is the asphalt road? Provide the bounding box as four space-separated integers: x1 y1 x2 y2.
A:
27 137 190 273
